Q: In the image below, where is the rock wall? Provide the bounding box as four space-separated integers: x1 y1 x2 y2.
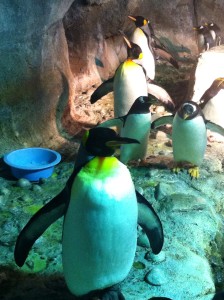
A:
1 0 224 157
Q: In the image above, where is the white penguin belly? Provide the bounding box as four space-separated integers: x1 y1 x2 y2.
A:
120 113 151 163
172 115 207 166
131 28 155 80
113 61 148 117
62 157 138 296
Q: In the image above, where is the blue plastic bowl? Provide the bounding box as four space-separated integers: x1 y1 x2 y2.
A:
4 147 61 181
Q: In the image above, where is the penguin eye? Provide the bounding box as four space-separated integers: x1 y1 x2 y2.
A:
183 103 196 114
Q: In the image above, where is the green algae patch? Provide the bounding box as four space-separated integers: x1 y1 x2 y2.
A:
24 204 43 215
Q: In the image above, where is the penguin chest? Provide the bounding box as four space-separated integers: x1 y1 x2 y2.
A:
120 113 151 163
113 61 148 117
172 115 207 165
62 157 138 296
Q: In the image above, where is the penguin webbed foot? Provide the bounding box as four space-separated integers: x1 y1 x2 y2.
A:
172 164 200 179
172 166 182 174
188 166 200 179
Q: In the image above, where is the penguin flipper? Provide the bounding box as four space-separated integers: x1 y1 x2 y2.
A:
199 78 224 109
154 47 179 69
14 188 68 267
90 77 114 104
147 83 175 112
151 115 174 130
205 120 224 136
136 190 164 254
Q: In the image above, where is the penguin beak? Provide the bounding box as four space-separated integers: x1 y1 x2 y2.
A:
106 137 140 148
128 15 137 22
122 34 132 48
183 113 190 120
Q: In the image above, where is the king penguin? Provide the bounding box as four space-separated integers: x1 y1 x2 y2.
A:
128 15 179 70
90 34 175 124
91 35 148 123
14 127 164 300
98 95 152 164
128 15 155 80
151 101 224 178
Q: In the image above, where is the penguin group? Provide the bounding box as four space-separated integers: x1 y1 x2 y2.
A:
91 15 176 165
13 13 224 300
194 21 222 53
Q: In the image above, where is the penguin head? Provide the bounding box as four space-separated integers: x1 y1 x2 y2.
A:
82 127 140 157
177 101 202 120
128 15 149 27
193 25 205 33
122 34 143 60
128 96 151 115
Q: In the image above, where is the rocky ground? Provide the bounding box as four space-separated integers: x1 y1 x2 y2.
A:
1 62 224 300
1 131 224 300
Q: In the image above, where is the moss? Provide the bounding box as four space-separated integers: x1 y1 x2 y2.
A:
24 204 43 215
21 254 47 273
133 261 146 270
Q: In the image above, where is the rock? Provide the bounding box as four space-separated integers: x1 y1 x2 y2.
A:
32 184 43 192
145 251 166 263
145 267 168 286
0 187 10 196
16 178 32 188
155 182 174 201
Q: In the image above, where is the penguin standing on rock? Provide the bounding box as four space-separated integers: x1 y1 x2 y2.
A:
14 127 164 300
98 95 152 164
193 25 215 52
151 101 224 178
205 22 221 46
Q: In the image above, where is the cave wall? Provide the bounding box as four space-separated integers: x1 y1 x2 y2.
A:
0 0 224 157
0 0 74 157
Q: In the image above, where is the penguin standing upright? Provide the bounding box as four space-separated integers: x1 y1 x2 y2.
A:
90 35 174 125
205 22 221 46
193 25 215 52
14 127 164 300
91 35 148 124
98 95 152 164
128 15 179 70
151 101 224 178
128 15 155 80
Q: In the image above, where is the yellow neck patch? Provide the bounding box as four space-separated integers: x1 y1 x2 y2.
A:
125 59 138 67
83 156 120 176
